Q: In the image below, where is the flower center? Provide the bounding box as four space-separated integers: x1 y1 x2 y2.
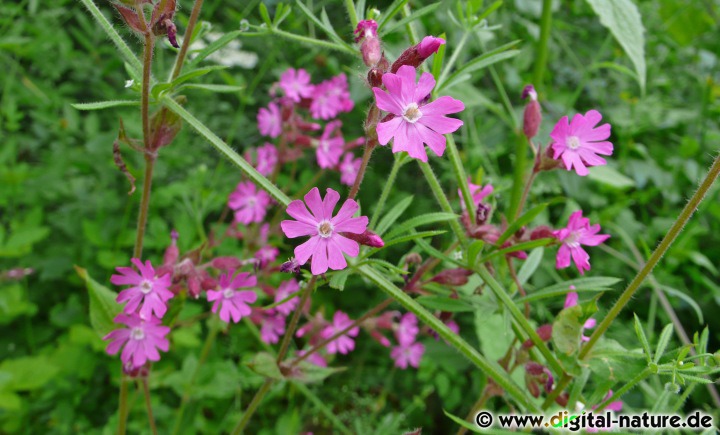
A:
402 103 422 123
247 197 257 207
565 231 581 248
140 280 153 295
317 220 334 238
567 136 581 150
222 288 235 299
130 327 145 341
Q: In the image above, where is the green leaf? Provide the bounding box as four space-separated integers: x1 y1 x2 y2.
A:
516 277 621 303
0 356 59 391
328 269 351 291
0 284 37 325
659 285 704 324
634 313 652 363
71 100 140 111
416 295 474 313
480 238 554 263
654 323 674 364
247 352 284 380
552 305 583 355
438 41 521 91
431 33 447 81
377 0 409 30
376 195 413 236
294 1 351 49
495 203 548 246
75 265 121 337
516 248 543 286
465 240 485 268
290 362 346 384
585 0 646 92
181 84 245 93
380 2 441 36
259 2 273 26
587 165 635 189
444 409 483 433
152 65 228 98
384 212 458 239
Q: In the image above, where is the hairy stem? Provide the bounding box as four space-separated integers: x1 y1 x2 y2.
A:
133 156 155 260
595 368 651 412
532 0 553 88
141 377 158 435
348 141 375 200
170 0 205 81
417 161 466 243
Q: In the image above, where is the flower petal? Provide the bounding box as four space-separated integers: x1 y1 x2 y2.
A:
420 96 464 116
286 199 317 225
376 117 404 146
330 198 359 225
310 239 329 275
303 187 324 221
281 220 317 238
372 87 402 115
295 236 321 265
322 188 340 221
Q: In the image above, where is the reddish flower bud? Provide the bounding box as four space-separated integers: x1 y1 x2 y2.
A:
187 275 202 299
523 100 542 139
390 36 445 73
530 225 555 240
405 253 423 265
211 256 243 270
163 230 179 267
526 375 541 398
149 107 182 151
525 361 545 376
555 392 569 407
342 229 384 248
537 324 553 341
354 20 378 42
430 268 472 286
417 36 445 58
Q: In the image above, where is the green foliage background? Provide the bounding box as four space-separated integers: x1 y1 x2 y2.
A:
1 0 719 432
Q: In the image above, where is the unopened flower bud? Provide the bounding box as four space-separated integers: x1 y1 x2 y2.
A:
430 268 472 286
556 392 569 407
163 230 179 266
211 256 243 270
369 330 391 347
368 67 384 88
522 85 541 139
525 361 545 376
537 324 553 341
187 275 202 298
355 20 382 67
405 253 423 265
476 203 491 225
530 225 555 240
342 229 384 248
280 258 301 274
390 36 445 73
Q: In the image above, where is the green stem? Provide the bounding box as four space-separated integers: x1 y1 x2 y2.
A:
344 0 359 28
141 377 159 435
579 153 720 360
170 0 205 81
358 265 540 412
446 134 476 219
276 277 316 364
171 324 220 435
267 27 355 55
133 156 155 260
118 377 129 435
348 142 375 200
532 0 553 88
417 161 466 244
369 154 405 228
162 97 291 206
230 379 273 435
595 368 651 412
476 36 517 129
507 133 529 221
78 0 143 75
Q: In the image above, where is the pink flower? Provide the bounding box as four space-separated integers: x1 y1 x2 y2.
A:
254 246 279 268
206 271 258 323
396 312 419 346
353 19 378 42
255 143 278 176
274 279 300 316
280 187 368 275
550 109 613 176
103 313 170 369
459 177 494 208
373 65 464 162
315 120 344 169
563 291 597 341
279 68 314 102
320 311 360 354
554 211 610 274
417 36 445 58
260 313 286 344
390 341 425 369
339 153 361 186
310 74 354 120
111 258 173 319
228 181 271 225
257 102 282 138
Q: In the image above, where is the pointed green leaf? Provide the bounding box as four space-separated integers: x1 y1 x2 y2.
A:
75 265 121 337
654 323 674 364
375 195 413 236
72 100 140 111
384 212 458 239
633 313 652 363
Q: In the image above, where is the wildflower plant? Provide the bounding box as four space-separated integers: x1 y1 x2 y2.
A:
69 0 720 433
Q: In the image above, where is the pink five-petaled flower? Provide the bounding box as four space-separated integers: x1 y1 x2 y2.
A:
339 152 362 186
396 312 419 346
315 120 344 169
206 271 258 323
550 109 613 176
255 143 278 176
391 341 425 369
103 313 170 369
257 102 282 138
280 187 368 275
274 279 300 316
310 74 354 120
228 181 271 225
260 312 286 344
563 291 597 341
111 258 173 319
554 211 610 275
320 311 360 354
373 65 464 162
459 177 494 209
279 68 314 102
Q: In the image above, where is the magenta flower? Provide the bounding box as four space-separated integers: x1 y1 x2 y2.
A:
228 181 271 225
280 187 368 275
390 341 425 369
255 143 278 176
310 74 354 120
274 279 300 316
564 291 597 341
254 246 279 268
260 312 286 344
320 311 360 354
373 65 464 162
279 68 314 102
554 211 610 274
104 313 170 369
417 36 445 58
315 120 344 169
257 102 282 138
206 271 258 323
459 177 494 208
111 258 173 319
396 312 419 346
550 109 613 176
339 153 362 186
